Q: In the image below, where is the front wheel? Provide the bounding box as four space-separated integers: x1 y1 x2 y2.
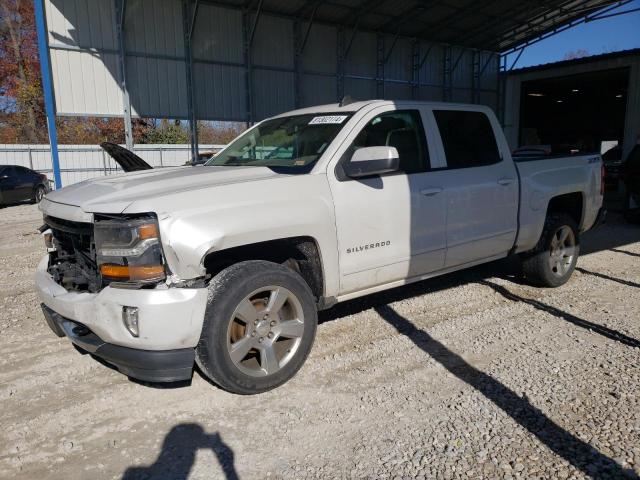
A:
196 260 317 394
33 185 46 203
521 213 580 287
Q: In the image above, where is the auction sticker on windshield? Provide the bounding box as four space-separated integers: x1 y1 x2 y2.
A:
308 115 348 125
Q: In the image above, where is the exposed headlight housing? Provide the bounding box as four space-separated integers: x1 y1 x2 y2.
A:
94 216 166 284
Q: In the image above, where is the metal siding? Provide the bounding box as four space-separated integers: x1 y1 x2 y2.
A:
192 5 243 64
384 83 412 100
125 0 184 56
418 85 444 102
478 91 498 111
479 53 499 90
50 49 124 115
419 43 444 86
46 0 117 49
451 47 473 88
126 56 188 118
452 88 472 103
0 144 225 186
252 15 294 69
301 23 337 74
344 77 377 101
345 32 377 77
384 37 412 81
194 63 246 120
252 70 295 119
300 74 338 106
43 0 502 122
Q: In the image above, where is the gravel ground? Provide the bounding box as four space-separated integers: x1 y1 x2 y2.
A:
0 203 639 480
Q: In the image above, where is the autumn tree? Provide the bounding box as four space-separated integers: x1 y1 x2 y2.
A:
0 0 241 145
0 0 45 143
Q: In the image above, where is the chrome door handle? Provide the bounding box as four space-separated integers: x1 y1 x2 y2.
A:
497 178 515 186
420 187 443 196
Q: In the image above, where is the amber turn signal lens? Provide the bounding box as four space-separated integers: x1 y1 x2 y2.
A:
138 223 159 240
100 264 165 281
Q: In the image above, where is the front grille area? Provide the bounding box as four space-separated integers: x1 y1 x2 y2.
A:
44 215 101 292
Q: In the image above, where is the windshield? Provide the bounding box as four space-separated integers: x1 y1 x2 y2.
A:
205 113 351 171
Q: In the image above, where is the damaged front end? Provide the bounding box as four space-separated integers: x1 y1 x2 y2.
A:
43 215 101 292
42 213 175 293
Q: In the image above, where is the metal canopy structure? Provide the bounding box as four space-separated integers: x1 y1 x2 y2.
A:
36 0 634 187
206 0 631 52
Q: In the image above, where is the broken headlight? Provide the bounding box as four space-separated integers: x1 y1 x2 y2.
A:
94 216 166 284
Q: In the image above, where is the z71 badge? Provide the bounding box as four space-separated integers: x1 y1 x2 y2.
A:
347 241 391 254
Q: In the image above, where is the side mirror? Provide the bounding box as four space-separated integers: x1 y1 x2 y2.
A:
344 146 400 178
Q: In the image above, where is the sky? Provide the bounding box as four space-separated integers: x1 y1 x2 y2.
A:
506 0 640 69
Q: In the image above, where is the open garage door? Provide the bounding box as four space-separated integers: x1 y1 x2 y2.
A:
519 68 630 154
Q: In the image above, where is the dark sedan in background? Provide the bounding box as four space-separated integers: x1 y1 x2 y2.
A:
0 165 50 206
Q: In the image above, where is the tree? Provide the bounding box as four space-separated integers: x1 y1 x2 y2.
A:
563 49 590 61
0 0 46 143
0 0 240 145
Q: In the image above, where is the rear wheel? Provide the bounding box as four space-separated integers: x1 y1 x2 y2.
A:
521 213 579 287
622 191 640 224
196 260 317 394
33 185 46 203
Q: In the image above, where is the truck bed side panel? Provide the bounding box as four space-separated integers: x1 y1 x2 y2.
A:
514 155 603 253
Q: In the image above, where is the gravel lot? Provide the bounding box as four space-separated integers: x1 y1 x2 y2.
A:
1 203 639 480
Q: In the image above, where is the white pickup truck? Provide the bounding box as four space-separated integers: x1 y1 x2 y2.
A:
36 100 605 394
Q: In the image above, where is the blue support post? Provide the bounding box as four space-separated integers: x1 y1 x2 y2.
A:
33 0 62 189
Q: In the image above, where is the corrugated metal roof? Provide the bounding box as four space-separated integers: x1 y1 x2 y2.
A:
214 0 623 52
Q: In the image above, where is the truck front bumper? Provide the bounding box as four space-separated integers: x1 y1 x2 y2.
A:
35 254 208 382
42 304 195 382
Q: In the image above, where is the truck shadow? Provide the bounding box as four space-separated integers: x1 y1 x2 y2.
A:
121 423 238 480
576 266 640 289
480 280 640 348
374 304 638 479
610 248 640 258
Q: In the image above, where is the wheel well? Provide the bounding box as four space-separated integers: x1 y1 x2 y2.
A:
546 192 583 226
203 237 324 301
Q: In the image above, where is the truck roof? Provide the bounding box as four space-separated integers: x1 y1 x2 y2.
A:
271 99 492 118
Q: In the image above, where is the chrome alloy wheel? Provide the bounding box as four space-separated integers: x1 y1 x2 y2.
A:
226 286 305 377
548 225 576 277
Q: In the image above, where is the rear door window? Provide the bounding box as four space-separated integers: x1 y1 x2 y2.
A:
433 110 501 169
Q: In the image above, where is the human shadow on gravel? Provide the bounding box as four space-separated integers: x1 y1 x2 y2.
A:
122 423 238 480
374 304 638 479
576 267 640 289
481 280 640 349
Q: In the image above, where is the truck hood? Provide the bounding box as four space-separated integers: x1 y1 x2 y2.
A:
43 166 284 213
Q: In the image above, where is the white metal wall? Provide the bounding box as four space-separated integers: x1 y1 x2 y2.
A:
0 144 224 187
44 0 501 122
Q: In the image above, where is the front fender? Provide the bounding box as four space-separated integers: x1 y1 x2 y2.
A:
150 175 340 297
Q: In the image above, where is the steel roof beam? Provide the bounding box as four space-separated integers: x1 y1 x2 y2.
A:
500 0 634 54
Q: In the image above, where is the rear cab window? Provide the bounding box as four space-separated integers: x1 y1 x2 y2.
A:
433 110 501 169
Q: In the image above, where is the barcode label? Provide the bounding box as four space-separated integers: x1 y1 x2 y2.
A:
308 115 348 125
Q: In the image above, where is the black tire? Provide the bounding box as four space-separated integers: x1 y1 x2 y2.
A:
521 213 580 288
622 191 640 224
33 185 46 203
195 260 317 394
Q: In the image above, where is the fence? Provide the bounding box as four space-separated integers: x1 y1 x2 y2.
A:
0 144 225 187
